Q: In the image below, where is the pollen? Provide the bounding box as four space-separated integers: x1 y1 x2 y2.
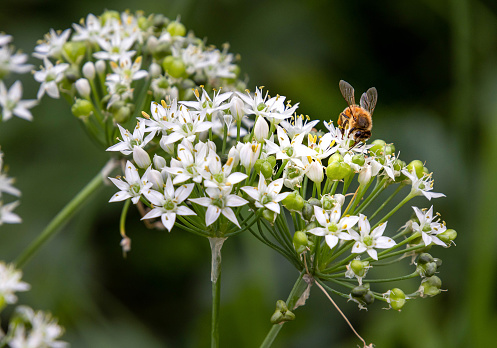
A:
226 157 234 166
141 111 150 119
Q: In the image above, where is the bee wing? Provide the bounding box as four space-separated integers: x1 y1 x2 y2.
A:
360 87 378 115
339 80 355 106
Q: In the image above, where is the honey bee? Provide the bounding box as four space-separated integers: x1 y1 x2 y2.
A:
338 80 378 147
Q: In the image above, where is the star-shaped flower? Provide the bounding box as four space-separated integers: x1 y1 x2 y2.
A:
402 169 445 200
0 81 37 122
108 161 152 204
411 206 447 247
349 214 396 260
241 176 289 214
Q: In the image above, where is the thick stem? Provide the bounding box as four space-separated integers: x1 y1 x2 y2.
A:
15 159 117 268
209 237 226 348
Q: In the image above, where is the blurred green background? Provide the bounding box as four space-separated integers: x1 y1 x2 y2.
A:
0 0 495 347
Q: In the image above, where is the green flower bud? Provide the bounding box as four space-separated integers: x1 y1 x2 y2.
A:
351 284 369 298
385 144 395 156
407 160 424 179
266 156 277 168
293 231 309 253
71 99 94 118
350 260 369 277
270 300 295 324
326 161 352 181
308 198 321 207
438 229 457 244
418 262 437 277
254 159 264 174
364 290 375 305
162 56 186 78
302 202 314 221
282 191 304 211
262 209 276 223
418 253 434 264
352 154 365 166
114 105 132 124
261 161 273 178
420 276 442 297
62 41 86 63
392 159 404 171
370 139 386 155
167 21 186 36
388 288 406 311
138 16 152 31
329 153 343 163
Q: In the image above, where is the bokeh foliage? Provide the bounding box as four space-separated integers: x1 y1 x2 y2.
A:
0 0 495 347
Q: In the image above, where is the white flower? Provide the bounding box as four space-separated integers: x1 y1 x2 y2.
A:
106 122 156 156
0 34 13 46
161 107 213 145
307 133 337 161
237 87 299 121
0 159 21 198
201 153 248 190
33 58 69 99
349 214 396 260
265 126 313 168
402 169 445 200
9 306 67 348
72 13 111 43
308 205 359 250
108 161 152 204
230 95 245 122
411 206 447 247
94 31 137 61
0 201 22 225
0 81 37 122
107 56 148 84
241 176 289 214
142 177 195 232
164 140 210 184
304 160 324 183
280 114 319 140
282 162 305 190
0 262 30 304
180 87 232 115
0 45 32 78
33 28 71 59
189 187 248 227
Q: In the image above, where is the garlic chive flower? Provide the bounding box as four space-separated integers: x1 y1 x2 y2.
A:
142 176 195 232
412 206 447 247
33 28 71 59
0 81 37 122
33 58 69 100
349 214 396 260
0 201 22 225
108 161 152 204
265 126 314 168
165 140 210 184
0 262 30 304
106 122 156 156
241 176 289 214
308 205 359 250
402 168 445 200
189 187 248 227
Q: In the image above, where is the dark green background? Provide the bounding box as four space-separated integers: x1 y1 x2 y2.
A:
0 0 495 347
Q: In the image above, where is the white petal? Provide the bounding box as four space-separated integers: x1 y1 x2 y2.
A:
324 235 339 249
226 172 248 185
189 197 212 207
352 242 367 254
265 201 280 214
142 207 164 220
367 248 378 260
109 191 132 202
205 205 221 226
176 205 196 216
161 212 177 232
308 227 326 236
222 208 240 228
313 206 328 227
175 184 194 203
375 236 396 249
225 195 248 207
240 186 259 200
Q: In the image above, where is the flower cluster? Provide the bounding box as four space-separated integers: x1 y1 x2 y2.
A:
0 262 66 347
31 10 245 150
0 149 21 225
107 85 456 311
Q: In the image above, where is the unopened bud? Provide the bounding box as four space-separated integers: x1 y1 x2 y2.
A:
75 78 91 99
166 21 186 36
387 288 406 311
370 139 386 155
71 99 93 118
293 231 309 253
282 190 304 211
305 161 324 183
148 169 164 191
326 161 352 181
438 229 457 244
230 96 245 122
82 61 95 80
95 60 106 75
407 160 424 179
162 56 186 78
149 62 162 78
420 276 442 297
133 147 151 169
254 117 269 143
153 155 167 170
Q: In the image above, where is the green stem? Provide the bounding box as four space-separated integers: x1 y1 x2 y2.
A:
211 270 221 348
371 193 414 230
15 159 117 268
260 273 307 348
368 183 405 220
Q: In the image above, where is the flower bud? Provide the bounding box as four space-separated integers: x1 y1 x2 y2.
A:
350 259 369 277
160 137 175 155
95 60 106 75
228 146 240 168
266 156 277 168
326 161 352 181
358 166 372 186
230 96 245 122
282 191 304 211
240 142 261 171
254 117 269 143
133 147 151 169
162 56 186 78
75 78 91 99
420 276 442 297
305 161 324 183
270 300 295 324
167 21 186 36
407 160 424 179
370 139 386 155
387 288 406 311
82 61 95 80
153 154 167 170
417 253 434 264
62 41 86 63
148 169 164 192
262 209 276 223
438 229 457 244
352 154 365 166
385 144 395 156
329 153 343 163
293 231 309 253
261 161 273 178
302 202 314 221
149 62 162 78
71 99 93 118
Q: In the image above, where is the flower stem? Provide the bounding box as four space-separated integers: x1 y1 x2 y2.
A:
209 237 226 348
259 272 306 348
15 159 117 268
371 193 414 230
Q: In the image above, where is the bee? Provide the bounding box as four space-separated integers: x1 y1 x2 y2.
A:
338 80 378 147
